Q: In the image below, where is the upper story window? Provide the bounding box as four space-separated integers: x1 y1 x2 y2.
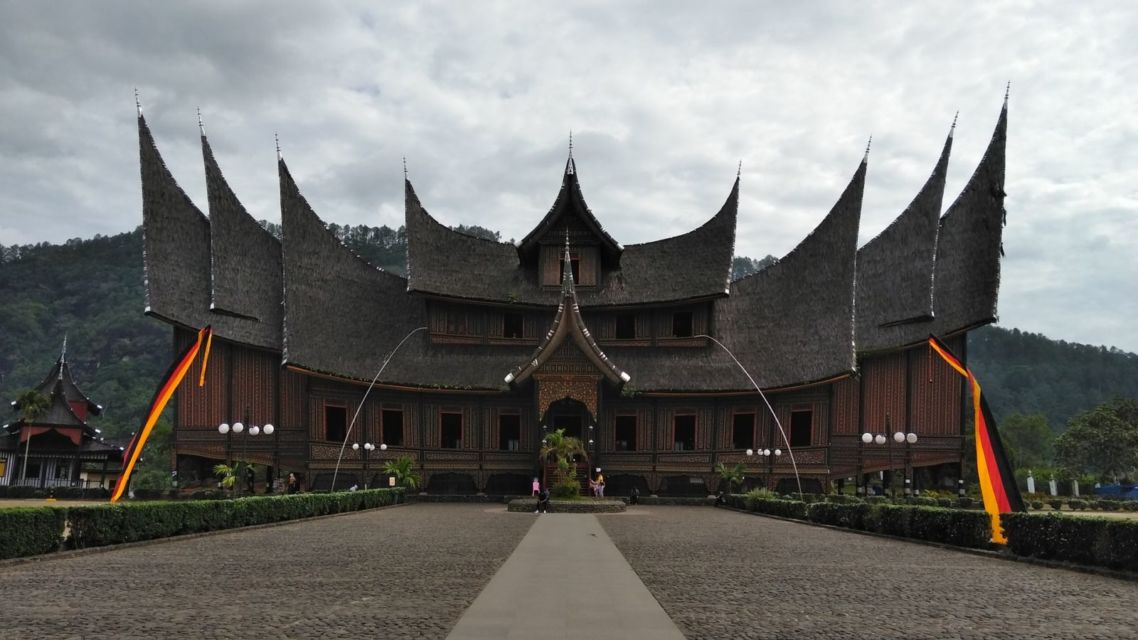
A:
503 313 523 339
672 311 694 338
615 313 636 340
790 409 813 447
559 252 581 283
324 405 347 443
673 414 696 451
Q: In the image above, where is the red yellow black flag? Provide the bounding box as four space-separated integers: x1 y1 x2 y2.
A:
928 334 1025 543
111 326 212 502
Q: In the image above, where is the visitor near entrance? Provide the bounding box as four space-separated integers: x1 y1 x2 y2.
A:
594 469 605 498
535 486 550 513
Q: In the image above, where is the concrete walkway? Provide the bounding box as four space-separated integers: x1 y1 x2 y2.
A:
447 513 685 640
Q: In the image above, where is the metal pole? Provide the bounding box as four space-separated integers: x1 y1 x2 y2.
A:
21 432 31 487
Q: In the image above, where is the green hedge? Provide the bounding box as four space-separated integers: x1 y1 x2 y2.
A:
68 488 404 549
724 495 991 549
0 507 68 559
1002 513 1138 572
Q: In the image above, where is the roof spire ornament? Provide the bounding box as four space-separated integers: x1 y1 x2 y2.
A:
403 156 408 179
275 132 281 161
61 334 68 365
568 130 573 157
134 88 142 117
197 107 205 136
737 160 742 179
863 135 872 162
949 111 959 138
1004 80 1011 107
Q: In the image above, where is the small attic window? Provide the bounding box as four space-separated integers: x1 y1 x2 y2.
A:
559 252 580 283
503 313 523 339
672 311 693 338
616 313 636 339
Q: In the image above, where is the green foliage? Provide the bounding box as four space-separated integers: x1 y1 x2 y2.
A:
67 489 404 549
382 455 421 490
1001 413 1054 467
539 428 587 496
730 255 778 281
15 389 51 422
714 462 745 494
0 507 67 559
1003 512 1138 572
969 325 1138 429
213 463 237 490
1054 397 1138 482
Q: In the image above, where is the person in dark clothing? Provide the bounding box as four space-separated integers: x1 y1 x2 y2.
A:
535 486 550 513
245 465 256 494
287 472 300 494
629 486 640 505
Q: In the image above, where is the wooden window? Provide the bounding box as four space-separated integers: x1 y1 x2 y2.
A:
446 309 468 335
503 313 523 339
324 405 347 443
615 313 636 340
732 413 756 450
440 412 463 449
24 462 41 480
382 409 404 447
673 414 696 451
672 311 693 338
498 414 521 451
615 415 637 451
54 464 69 480
0 457 7 478
559 252 581 283
790 409 813 447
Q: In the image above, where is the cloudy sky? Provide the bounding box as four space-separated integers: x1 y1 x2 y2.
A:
1 1 1135 353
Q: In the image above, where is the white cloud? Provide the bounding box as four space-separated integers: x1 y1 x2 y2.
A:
0 1 1135 353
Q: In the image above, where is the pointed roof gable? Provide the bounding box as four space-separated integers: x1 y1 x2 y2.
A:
139 112 213 333
506 242 629 385
931 100 1008 337
279 157 429 379
201 129 283 348
139 113 278 349
516 155 622 265
715 157 866 389
31 342 102 417
856 124 953 352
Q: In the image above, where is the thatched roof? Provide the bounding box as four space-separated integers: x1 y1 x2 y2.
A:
28 344 101 417
405 172 738 307
855 127 952 353
930 100 1008 338
201 132 283 349
507 244 629 385
713 157 866 389
517 156 623 264
138 114 276 348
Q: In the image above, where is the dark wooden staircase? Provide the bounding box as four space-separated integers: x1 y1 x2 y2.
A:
543 461 592 496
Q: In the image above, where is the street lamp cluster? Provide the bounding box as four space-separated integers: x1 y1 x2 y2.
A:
859 426 918 497
218 419 275 495
351 441 387 489
745 447 782 489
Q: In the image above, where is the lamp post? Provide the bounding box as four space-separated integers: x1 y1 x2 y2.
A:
218 419 274 496
860 417 916 498
745 447 782 490
352 442 388 488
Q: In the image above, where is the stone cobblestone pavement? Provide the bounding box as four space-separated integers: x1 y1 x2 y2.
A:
599 507 1138 640
0 504 533 640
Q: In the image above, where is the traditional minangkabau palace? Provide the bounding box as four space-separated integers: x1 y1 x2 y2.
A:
130 97 1007 496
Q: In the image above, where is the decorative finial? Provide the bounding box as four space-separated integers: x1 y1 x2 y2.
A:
863 135 872 161
197 107 205 136
134 88 142 116
568 130 573 157
949 111 958 138
402 156 408 179
274 132 281 160
1004 81 1011 106
565 228 570 252
737 160 742 179
61 334 68 363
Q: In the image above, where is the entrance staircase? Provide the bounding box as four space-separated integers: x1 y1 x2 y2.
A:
543 461 592 496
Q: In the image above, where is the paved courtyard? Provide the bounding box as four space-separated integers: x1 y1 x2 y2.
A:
1 503 1136 639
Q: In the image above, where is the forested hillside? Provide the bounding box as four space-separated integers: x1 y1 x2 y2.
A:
2 228 1135 441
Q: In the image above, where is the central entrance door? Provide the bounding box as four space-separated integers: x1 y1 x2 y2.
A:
546 398 589 439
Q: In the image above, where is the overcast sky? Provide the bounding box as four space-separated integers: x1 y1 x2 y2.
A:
1 1 1135 353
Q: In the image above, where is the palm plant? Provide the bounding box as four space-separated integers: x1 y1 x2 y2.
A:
383 455 421 490
213 463 236 492
16 390 51 424
715 462 746 494
539 428 587 497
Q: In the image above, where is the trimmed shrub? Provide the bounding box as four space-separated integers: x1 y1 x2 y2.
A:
825 494 863 505
0 507 68 559
1047 499 1063 511
936 498 954 508
1068 499 1087 511
1030 500 1044 510
68 488 403 549
1003 513 1138 571
956 497 974 509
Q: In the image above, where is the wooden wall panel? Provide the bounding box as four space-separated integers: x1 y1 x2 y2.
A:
831 376 860 435
231 348 277 428
175 329 228 430
860 352 907 434
909 338 965 437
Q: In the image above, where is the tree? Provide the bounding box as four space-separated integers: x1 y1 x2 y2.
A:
539 428 587 498
730 255 778 281
15 390 50 423
453 224 501 242
715 462 745 494
1054 398 1138 483
1000 413 1054 468
382 455 421 490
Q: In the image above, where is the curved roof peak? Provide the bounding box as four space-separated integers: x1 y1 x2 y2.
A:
517 152 622 264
